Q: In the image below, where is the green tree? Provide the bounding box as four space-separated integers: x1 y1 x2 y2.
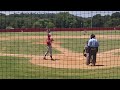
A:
111 12 120 18
84 18 91 27
6 26 14 29
106 18 120 27
103 15 111 27
32 21 42 28
46 22 55 28
55 12 78 28
92 14 104 27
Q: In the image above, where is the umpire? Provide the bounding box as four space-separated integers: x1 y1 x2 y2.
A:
86 34 99 66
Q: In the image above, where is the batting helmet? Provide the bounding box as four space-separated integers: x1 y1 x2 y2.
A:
47 29 51 33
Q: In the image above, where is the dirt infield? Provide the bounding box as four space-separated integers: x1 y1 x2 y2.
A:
30 42 120 69
0 35 120 69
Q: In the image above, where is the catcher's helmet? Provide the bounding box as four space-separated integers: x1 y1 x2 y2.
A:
91 34 95 39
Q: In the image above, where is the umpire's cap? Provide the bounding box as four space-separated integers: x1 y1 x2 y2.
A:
91 34 95 39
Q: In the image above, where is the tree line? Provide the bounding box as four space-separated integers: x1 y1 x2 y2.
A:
0 12 120 29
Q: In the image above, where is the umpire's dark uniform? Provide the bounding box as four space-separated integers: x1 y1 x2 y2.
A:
86 34 99 66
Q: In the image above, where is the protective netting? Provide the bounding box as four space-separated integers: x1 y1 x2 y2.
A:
0 11 120 79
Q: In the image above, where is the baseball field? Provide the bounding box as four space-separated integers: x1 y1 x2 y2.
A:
0 30 120 79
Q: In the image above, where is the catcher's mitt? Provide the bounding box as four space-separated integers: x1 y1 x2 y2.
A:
83 54 87 57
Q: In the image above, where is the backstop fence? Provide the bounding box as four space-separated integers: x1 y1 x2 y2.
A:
0 11 120 79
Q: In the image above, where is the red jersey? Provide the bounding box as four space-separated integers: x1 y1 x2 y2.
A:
46 38 52 46
47 33 51 38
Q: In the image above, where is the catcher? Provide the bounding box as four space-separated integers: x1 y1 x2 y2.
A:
43 29 54 60
83 41 89 57
83 41 94 64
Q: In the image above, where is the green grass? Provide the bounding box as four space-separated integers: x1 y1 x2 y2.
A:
0 30 120 37
53 30 120 36
57 38 88 53
0 31 120 79
0 56 120 79
57 38 120 53
0 32 46 37
0 40 61 55
99 39 120 52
